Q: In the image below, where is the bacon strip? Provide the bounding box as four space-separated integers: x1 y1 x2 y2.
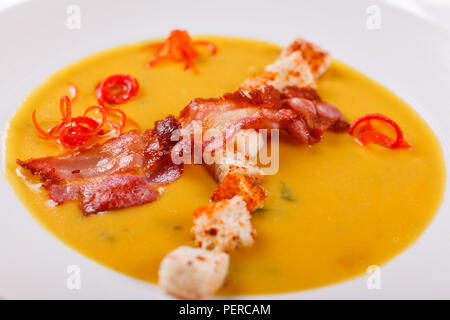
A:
17 116 183 215
79 175 159 214
178 85 348 152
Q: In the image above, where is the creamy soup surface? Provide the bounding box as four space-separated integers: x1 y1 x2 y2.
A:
5 37 446 295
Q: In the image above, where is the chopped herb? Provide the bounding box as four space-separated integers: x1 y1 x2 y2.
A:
281 182 296 202
97 231 115 243
173 226 182 230
229 266 242 273
253 208 270 215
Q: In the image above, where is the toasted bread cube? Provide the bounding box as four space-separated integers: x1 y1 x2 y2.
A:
158 246 229 299
230 129 265 160
211 173 266 212
240 51 315 91
264 50 316 90
192 196 255 251
239 37 330 91
281 37 331 78
205 150 264 183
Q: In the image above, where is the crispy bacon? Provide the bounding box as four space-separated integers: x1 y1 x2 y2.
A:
17 116 183 215
79 175 159 214
178 85 348 151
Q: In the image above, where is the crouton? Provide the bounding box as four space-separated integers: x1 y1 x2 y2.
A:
158 246 229 299
205 150 264 183
211 173 266 212
229 129 265 160
264 50 316 89
192 196 255 251
239 37 330 91
281 37 331 78
240 51 315 91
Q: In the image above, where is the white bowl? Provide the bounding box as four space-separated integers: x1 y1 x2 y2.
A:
0 0 449 299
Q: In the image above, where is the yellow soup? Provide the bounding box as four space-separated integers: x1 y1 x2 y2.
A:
4 36 446 295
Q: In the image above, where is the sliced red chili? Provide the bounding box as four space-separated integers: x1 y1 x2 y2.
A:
33 97 106 149
59 96 72 123
82 105 107 135
58 121 93 148
49 122 65 137
96 74 139 105
349 113 411 149
146 29 217 72
355 130 395 147
32 110 58 140
106 107 127 128
33 81 140 149
107 119 122 136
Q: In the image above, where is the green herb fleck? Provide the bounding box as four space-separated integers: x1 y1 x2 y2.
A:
229 266 243 273
97 231 116 243
253 208 270 215
281 182 296 202
173 226 182 230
